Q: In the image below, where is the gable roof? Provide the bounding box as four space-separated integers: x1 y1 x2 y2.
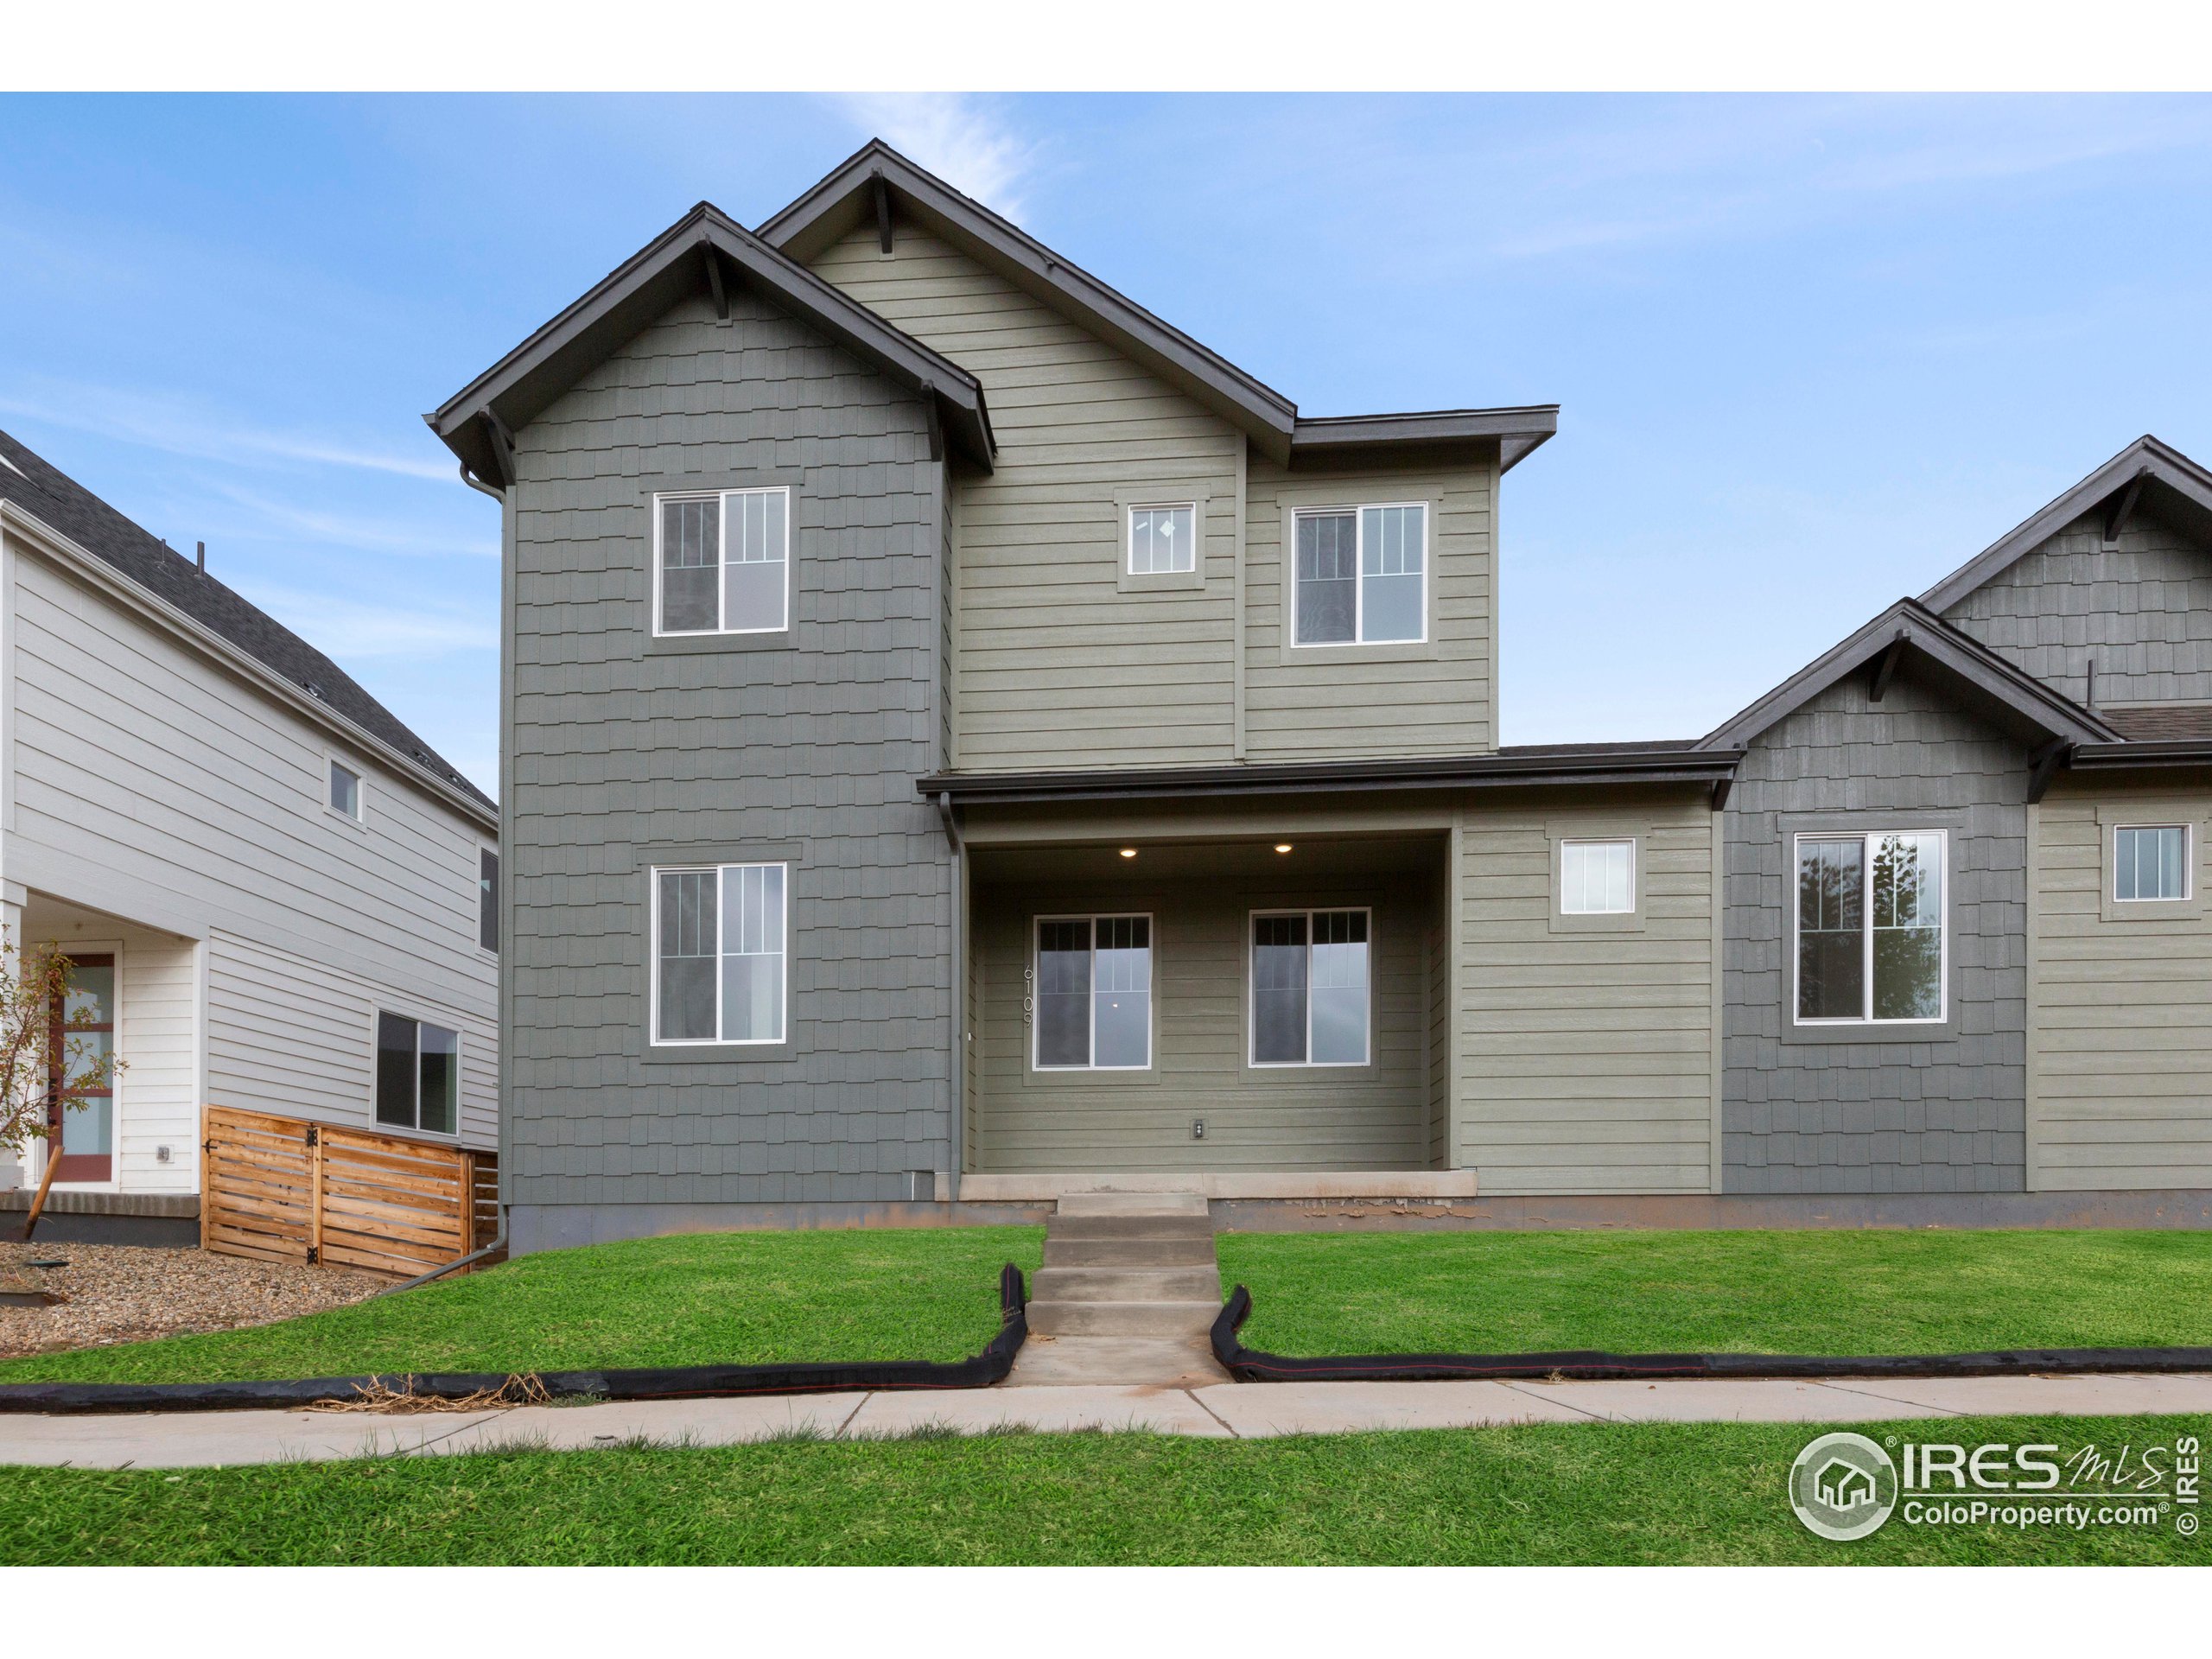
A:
0 429 497 823
758 141 1557 472
1918 435 2212 613
1696 597 2120 753
428 202 996 487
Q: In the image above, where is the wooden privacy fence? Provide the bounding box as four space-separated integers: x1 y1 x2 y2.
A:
200 1104 499 1277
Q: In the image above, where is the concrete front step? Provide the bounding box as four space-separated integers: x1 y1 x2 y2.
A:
1043 1236 1219 1268
1002 1335 1231 1388
1045 1214 1217 1243
1027 1299 1221 1339
1031 1266 1220 1304
1053 1192 1211 1218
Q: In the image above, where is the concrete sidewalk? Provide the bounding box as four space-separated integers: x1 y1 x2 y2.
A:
7 1370 2212 1470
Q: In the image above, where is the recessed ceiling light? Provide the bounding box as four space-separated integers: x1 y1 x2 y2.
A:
1274 843 1294 854
1119 848 1138 859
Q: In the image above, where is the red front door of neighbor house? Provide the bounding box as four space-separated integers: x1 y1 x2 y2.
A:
47 953 115 1184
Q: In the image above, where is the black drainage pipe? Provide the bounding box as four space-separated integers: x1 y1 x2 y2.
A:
1211 1284 2212 1383
0 1264 1027 1416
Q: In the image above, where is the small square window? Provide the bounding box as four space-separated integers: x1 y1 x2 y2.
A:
328 760 362 821
1128 505 1197 575
1560 839 1635 914
2115 824 2190 902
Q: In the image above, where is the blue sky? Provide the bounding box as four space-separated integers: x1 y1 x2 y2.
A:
5 92 2211 792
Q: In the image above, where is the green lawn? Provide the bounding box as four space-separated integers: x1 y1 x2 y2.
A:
0 1228 1043 1386
2 1414 2201 1565
1217 1229 2212 1356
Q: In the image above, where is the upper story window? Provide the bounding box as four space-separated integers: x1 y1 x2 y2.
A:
1033 915 1153 1070
652 862 788 1046
1293 503 1427 646
1795 831 1946 1026
1128 504 1196 575
1251 909 1371 1066
327 759 363 823
479 849 499 954
656 488 790 636
1560 838 1635 915
2114 824 2190 902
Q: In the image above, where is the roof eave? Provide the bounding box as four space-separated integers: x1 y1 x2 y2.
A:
1288 405 1559 472
917 747 1738 807
2069 739 2212 771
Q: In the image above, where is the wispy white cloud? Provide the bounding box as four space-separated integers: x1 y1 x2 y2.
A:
831 93 1035 218
207 483 498 561
232 584 497 659
0 378 453 481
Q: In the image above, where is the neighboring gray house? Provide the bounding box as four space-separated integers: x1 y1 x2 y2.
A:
0 431 500 1240
434 141 2212 1251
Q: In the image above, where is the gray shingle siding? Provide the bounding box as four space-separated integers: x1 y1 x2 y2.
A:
505 289 951 1229
1942 508 2212 707
1721 671 2028 1193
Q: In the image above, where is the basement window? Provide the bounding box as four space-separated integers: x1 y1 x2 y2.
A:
1033 915 1153 1071
1794 831 1946 1026
376 1011 460 1135
1250 909 1371 1066
655 488 790 635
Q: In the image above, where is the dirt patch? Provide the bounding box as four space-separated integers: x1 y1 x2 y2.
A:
0 1242 387 1359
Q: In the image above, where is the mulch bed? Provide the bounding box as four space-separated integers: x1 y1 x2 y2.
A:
0 1242 386 1358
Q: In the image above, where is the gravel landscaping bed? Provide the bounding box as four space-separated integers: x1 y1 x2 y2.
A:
0 1242 386 1359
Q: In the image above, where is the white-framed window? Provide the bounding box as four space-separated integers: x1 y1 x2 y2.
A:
376 1011 460 1135
1033 915 1153 1070
1249 908 1371 1066
1127 503 1197 575
2113 823 2190 902
1560 838 1635 915
1794 831 1947 1025
327 758 363 823
652 863 788 1045
1292 502 1427 645
655 487 791 636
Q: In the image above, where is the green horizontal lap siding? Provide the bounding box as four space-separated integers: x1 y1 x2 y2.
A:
2033 791 2212 1188
506 289 952 1210
1721 674 2028 1195
1244 457 1497 760
972 876 1433 1172
1458 800 1716 1194
809 225 1241 772
1942 512 2212 707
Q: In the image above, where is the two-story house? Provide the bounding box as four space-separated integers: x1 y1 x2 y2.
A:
435 142 2212 1253
0 431 500 1244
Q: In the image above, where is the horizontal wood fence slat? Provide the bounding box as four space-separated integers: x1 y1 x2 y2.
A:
200 1105 499 1277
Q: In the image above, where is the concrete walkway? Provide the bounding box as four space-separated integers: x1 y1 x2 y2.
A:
8 1370 2212 1470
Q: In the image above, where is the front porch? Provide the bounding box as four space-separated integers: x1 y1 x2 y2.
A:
960 825 1468 1195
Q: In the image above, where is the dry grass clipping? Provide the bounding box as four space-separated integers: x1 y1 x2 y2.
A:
312 1373 552 1414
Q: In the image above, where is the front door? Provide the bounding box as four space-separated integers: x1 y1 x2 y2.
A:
47 953 115 1184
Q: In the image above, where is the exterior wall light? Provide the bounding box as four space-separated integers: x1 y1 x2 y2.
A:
1119 848 1138 859
1274 843 1294 854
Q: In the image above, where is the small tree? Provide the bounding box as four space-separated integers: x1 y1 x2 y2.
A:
0 930 124 1239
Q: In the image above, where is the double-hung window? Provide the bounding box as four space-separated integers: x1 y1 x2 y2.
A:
327 759 363 822
1127 504 1197 575
656 487 790 635
1033 915 1152 1070
653 863 788 1045
1795 831 1946 1025
1250 909 1370 1066
1293 503 1427 645
376 1012 460 1135
2114 824 2190 902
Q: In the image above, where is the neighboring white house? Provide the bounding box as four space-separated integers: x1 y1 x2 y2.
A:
0 429 498 1243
